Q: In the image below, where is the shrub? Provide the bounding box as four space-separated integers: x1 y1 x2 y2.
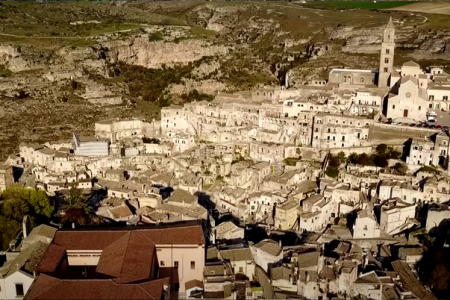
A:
394 162 408 175
149 31 164 42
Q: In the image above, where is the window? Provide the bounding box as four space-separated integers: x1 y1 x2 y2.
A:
385 58 389 64
444 96 448 101
429 103 433 108
16 284 24 297
418 106 421 111
386 49 390 54
239 267 244 272
191 261 195 269
429 95 434 100
360 78 364 83
392 105 395 109
384 67 388 72
174 261 179 269
160 261 165 266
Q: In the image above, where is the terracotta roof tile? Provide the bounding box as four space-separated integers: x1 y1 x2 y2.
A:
185 279 204 290
25 274 169 300
36 243 66 273
96 232 155 284
52 225 204 251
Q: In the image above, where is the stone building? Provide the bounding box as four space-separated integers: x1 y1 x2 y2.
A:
311 113 373 149
95 118 143 143
378 17 395 88
379 199 416 235
352 209 380 239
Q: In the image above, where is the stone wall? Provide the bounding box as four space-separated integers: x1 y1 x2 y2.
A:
329 146 373 156
255 265 274 300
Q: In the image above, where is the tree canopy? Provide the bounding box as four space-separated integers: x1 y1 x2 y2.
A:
61 188 99 226
325 166 339 178
0 186 54 250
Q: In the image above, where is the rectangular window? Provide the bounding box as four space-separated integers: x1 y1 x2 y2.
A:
386 49 390 54
444 96 448 101
239 267 244 272
384 67 388 72
418 106 421 111
160 261 165 266
392 105 395 109
385 58 389 64
191 261 195 269
174 261 179 268
360 78 364 83
16 284 24 296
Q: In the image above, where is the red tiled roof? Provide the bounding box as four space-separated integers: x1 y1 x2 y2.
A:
52 225 204 250
25 274 170 300
185 279 204 290
36 243 66 273
96 232 155 284
140 277 170 299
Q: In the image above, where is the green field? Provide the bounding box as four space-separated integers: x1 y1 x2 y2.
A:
303 1 415 10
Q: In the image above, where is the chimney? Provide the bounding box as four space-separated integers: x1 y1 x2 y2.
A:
22 215 28 238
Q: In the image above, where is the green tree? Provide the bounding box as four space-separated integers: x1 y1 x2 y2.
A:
0 186 54 250
376 144 388 156
337 151 346 164
357 153 370 165
325 166 339 178
374 156 388 168
63 188 92 214
61 188 94 225
347 152 359 164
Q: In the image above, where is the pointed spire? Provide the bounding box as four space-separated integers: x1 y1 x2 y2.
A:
386 16 394 28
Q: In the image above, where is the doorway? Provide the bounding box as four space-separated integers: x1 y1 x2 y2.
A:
403 109 409 117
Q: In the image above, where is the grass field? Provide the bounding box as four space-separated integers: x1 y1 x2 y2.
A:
302 1 414 10
389 1 450 15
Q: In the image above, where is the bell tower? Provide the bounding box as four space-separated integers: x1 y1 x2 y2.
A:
378 17 395 88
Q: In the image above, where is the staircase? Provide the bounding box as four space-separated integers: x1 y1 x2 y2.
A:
235 280 247 300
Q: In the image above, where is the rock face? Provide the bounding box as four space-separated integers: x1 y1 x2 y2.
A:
105 38 229 68
168 78 227 95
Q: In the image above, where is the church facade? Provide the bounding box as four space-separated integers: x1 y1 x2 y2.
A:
376 18 450 123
